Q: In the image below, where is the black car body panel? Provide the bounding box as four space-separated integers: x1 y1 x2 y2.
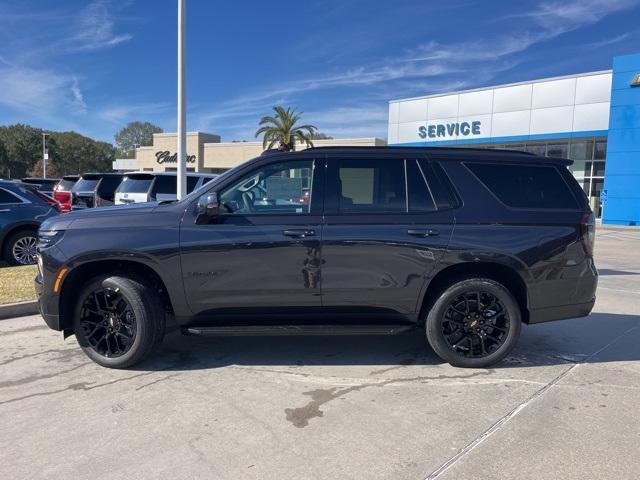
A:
36 147 597 336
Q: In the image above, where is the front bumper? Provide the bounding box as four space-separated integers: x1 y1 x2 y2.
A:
35 244 68 331
35 272 62 330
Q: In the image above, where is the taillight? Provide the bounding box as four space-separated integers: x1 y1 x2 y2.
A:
33 190 62 212
581 211 596 256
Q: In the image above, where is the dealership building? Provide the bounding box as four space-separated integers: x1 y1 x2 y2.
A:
388 53 640 226
113 134 386 174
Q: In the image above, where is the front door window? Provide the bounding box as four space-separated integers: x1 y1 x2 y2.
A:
219 160 313 215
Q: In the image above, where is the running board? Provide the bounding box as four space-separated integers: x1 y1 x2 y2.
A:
183 324 414 336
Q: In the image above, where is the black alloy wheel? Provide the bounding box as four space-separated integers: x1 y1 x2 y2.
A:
425 278 521 368
441 291 510 358
79 288 137 358
73 275 166 368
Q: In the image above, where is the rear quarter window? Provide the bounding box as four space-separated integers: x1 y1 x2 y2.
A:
465 163 579 210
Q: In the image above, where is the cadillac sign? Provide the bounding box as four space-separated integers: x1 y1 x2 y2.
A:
156 150 197 164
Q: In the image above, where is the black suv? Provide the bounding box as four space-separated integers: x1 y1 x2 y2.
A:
35 147 597 369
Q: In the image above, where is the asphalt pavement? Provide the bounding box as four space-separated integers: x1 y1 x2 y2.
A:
1 229 639 479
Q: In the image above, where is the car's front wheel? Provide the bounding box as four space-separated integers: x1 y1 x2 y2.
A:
3 230 38 266
73 275 166 368
425 278 522 368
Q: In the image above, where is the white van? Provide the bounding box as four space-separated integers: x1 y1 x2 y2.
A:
114 172 218 205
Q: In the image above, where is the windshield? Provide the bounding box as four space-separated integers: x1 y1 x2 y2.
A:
117 176 153 193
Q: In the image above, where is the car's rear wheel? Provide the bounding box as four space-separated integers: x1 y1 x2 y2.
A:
425 278 521 368
73 275 165 368
3 230 38 266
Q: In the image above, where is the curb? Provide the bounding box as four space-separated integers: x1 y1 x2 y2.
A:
0 301 39 320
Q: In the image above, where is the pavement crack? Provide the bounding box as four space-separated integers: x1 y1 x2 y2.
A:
0 348 80 367
0 362 89 389
135 373 181 391
285 369 495 428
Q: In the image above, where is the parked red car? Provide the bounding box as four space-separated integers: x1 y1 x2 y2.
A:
53 175 79 213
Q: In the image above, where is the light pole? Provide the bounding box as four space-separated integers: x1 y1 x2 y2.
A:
176 0 187 199
42 132 49 178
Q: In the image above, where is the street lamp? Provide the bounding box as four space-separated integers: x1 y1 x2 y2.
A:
42 132 49 179
176 0 187 199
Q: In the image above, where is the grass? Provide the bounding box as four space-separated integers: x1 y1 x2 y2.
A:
0 265 38 304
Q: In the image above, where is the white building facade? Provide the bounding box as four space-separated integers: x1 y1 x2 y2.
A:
388 70 612 216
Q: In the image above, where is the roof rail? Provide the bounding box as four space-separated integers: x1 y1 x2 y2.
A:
302 145 535 156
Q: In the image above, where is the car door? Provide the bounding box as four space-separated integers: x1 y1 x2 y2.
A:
321 155 456 319
180 157 324 319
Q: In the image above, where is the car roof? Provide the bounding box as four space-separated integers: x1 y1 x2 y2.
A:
80 173 124 179
262 146 572 166
21 177 60 183
123 171 217 177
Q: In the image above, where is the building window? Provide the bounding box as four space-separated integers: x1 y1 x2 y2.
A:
547 143 569 158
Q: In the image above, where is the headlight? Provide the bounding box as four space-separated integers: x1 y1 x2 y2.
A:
37 230 65 248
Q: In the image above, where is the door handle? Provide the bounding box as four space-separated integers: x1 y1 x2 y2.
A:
283 229 315 238
0 209 9 212
407 229 439 237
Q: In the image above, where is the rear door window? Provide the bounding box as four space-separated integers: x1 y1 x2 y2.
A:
466 163 579 209
335 159 406 213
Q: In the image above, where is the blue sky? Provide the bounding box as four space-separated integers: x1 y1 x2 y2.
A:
0 0 639 143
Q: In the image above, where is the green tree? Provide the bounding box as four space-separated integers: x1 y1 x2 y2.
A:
114 121 163 158
0 139 8 178
0 124 44 178
255 106 317 151
49 131 115 175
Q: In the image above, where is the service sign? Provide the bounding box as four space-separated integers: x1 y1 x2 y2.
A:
418 121 481 140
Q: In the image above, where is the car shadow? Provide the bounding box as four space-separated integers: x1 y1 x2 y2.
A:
130 312 640 372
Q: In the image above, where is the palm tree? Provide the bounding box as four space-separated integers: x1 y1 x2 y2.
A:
255 106 317 151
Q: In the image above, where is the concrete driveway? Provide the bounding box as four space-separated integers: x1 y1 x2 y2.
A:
1 230 639 479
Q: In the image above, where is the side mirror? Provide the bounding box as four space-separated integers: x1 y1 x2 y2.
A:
195 192 219 224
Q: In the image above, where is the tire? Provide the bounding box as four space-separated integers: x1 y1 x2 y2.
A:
73 275 166 368
3 230 38 266
425 278 521 368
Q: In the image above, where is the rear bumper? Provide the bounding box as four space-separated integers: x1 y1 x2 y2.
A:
528 299 595 324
